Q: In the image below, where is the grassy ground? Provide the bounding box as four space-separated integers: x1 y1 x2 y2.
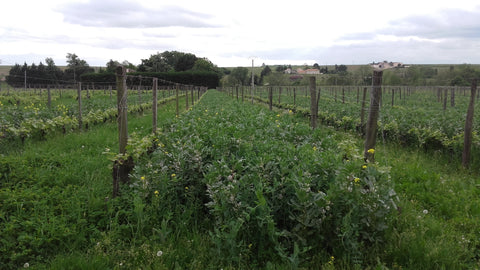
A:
0 98 186 269
1 90 479 269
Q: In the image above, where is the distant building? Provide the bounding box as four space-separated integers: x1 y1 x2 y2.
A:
371 60 405 70
296 68 320 74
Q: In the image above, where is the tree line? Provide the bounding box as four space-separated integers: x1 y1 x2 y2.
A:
221 63 480 87
6 51 224 88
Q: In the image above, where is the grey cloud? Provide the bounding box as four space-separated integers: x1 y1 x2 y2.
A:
57 0 218 28
337 7 480 42
380 7 480 39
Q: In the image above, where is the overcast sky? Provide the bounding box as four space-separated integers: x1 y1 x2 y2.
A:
1 0 480 67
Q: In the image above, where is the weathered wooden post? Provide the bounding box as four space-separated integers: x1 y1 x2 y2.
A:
191 86 194 106
293 87 296 106
138 76 142 104
443 88 448 111
116 66 128 154
360 87 367 135
112 66 132 198
175 84 179 117
47 86 52 108
462 79 477 168
364 70 383 162
268 87 273 110
391 88 395 106
451 87 455 107
153 78 158 134
278 86 282 104
309 76 317 129
77 82 83 130
185 86 189 110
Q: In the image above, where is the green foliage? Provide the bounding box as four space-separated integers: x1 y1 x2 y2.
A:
80 71 220 88
129 90 398 267
228 67 250 86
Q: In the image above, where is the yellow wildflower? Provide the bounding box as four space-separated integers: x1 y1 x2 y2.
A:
354 177 360 183
171 173 176 178
367 148 375 154
362 165 367 169
140 176 145 181
154 190 159 196
313 146 317 151
185 186 189 190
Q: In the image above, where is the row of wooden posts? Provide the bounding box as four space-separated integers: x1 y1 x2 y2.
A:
219 72 478 168
310 72 478 167
221 84 477 110
112 66 207 197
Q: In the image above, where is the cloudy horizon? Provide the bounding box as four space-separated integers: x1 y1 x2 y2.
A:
1 0 479 67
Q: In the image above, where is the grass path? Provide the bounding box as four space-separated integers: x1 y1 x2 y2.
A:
0 98 187 269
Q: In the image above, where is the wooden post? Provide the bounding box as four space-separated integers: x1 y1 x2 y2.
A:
278 86 282 104
451 87 455 107
191 86 194 105
293 87 296 106
138 76 142 104
443 88 448 111
109 85 112 99
360 87 367 134
116 66 128 155
47 86 51 108
462 79 477 168
391 88 395 106
242 86 244 102
77 82 83 130
153 78 158 134
342 87 345 104
268 87 273 110
364 70 383 162
309 76 317 129
185 87 189 110
175 84 179 117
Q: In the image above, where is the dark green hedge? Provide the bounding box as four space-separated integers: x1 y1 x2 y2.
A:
80 71 219 89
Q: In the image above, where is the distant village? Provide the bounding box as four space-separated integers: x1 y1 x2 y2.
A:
283 61 406 75
370 61 407 70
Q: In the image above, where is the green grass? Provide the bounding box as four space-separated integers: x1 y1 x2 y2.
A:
1 90 479 269
0 98 187 269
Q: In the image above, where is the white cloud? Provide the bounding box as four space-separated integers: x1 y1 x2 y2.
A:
1 0 480 67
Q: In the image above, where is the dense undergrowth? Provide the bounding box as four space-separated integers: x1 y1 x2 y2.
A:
0 90 479 269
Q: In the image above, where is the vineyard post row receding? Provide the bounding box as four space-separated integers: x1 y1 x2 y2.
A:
218 73 480 168
111 65 208 197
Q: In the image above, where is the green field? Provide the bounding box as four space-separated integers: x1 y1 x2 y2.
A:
0 89 479 269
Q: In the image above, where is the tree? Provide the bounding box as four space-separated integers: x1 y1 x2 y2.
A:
192 58 216 72
106 59 121 73
137 51 198 72
229 67 249 85
336 64 348 73
263 72 287 86
65 53 93 82
174 52 197 71
45 58 63 85
138 53 172 72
